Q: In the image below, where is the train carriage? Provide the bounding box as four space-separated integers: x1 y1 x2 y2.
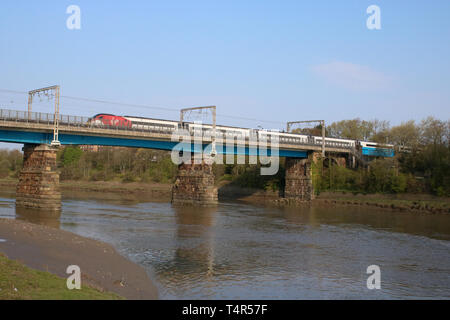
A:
360 141 395 157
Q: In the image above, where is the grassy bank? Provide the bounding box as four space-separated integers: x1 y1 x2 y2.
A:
0 254 122 300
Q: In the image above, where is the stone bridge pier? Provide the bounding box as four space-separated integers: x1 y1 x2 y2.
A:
284 153 315 201
171 158 218 207
16 144 61 211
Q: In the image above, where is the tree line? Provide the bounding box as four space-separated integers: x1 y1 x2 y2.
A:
316 116 449 196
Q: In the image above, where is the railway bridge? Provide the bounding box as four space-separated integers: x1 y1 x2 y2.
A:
0 108 382 210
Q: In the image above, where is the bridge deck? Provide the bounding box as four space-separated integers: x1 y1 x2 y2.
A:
0 109 353 157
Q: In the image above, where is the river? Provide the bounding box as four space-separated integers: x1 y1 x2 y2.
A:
0 189 449 299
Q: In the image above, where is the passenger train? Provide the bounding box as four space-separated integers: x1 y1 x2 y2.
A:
88 113 395 157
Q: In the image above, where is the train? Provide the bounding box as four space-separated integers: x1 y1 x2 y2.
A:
89 114 132 128
88 113 395 157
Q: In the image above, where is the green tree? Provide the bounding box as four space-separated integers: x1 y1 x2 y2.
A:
0 159 11 178
60 147 83 166
388 120 420 147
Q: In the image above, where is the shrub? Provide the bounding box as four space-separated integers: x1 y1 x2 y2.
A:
0 159 11 178
390 174 407 193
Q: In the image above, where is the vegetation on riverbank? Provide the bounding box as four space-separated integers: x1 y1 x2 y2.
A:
0 254 122 300
310 117 449 196
313 192 450 214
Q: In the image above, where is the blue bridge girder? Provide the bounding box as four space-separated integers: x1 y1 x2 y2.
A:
0 129 308 158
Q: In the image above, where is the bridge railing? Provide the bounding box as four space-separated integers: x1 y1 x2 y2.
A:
0 108 180 136
0 108 355 150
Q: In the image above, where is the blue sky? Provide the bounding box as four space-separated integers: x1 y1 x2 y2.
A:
1 0 449 143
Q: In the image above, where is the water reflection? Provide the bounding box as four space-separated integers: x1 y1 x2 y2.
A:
163 206 217 278
15 206 61 229
281 205 450 240
64 190 171 205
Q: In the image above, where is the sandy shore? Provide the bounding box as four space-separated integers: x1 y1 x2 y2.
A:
0 218 158 300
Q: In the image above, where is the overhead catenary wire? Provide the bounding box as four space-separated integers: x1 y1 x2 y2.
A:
62 94 285 126
0 88 286 127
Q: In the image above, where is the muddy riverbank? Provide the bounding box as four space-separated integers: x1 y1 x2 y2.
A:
1 178 448 214
0 218 158 299
219 185 450 215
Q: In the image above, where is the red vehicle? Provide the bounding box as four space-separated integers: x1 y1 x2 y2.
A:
89 114 132 128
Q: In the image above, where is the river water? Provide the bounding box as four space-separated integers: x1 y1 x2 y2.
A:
0 189 449 299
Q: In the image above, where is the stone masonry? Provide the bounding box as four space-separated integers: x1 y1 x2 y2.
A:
172 159 218 207
284 156 314 201
16 144 61 211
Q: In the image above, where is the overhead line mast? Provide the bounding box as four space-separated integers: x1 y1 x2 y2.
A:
180 106 217 156
27 85 61 146
287 120 326 157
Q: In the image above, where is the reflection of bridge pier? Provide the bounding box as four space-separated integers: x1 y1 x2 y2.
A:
150 206 219 294
174 206 217 277
15 206 61 229
16 144 61 211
